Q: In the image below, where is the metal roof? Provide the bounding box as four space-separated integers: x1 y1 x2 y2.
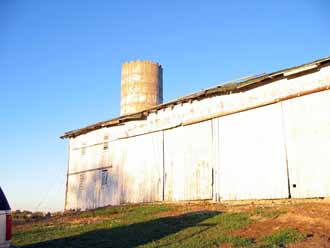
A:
61 56 330 139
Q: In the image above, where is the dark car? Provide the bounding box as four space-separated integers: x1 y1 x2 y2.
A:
0 187 11 248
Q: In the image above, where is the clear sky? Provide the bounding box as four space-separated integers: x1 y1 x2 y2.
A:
0 0 329 212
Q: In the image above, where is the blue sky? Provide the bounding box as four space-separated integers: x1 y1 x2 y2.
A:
0 0 329 211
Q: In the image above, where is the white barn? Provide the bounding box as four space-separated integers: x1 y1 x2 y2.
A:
61 57 330 210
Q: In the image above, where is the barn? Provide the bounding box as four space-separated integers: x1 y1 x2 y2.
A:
61 57 330 210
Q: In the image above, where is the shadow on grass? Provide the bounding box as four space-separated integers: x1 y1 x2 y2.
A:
23 211 221 248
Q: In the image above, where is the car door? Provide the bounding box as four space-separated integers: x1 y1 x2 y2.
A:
0 187 11 247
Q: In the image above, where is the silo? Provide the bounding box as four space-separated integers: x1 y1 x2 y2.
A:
120 60 163 116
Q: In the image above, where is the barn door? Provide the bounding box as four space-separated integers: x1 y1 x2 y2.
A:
282 91 330 198
217 104 289 200
164 121 213 201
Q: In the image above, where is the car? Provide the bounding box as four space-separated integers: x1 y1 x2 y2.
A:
0 187 11 248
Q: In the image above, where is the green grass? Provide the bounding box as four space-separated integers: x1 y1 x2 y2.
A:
250 207 286 219
12 204 305 248
260 228 306 247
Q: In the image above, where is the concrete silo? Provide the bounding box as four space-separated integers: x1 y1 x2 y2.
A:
120 60 163 116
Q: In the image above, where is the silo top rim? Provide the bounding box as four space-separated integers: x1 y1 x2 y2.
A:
122 60 162 68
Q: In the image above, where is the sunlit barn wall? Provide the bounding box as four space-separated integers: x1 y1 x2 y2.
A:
65 65 330 210
119 132 163 204
282 90 330 198
66 133 163 210
215 104 289 201
66 139 122 210
164 121 213 201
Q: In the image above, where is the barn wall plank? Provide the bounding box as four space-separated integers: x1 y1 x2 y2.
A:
164 121 213 201
282 90 330 198
119 132 163 204
217 104 289 200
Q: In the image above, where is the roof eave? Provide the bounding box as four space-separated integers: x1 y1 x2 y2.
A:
60 56 330 139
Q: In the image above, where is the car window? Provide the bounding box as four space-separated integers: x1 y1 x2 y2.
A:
0 187 10 210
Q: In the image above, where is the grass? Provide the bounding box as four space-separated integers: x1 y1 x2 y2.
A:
250 207 286 219
12 203 305 248
260 228 306 247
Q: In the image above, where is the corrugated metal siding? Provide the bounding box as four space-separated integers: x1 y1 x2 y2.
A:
164 121 213 201
282 90 330 198
217 104 289 200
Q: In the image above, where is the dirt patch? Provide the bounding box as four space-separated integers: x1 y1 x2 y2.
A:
157 201 330 247
232 202 330 247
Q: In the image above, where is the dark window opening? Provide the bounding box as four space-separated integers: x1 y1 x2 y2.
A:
103 142 109 150
101 170 108 186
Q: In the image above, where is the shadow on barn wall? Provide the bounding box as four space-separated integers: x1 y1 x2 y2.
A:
22 211 221 248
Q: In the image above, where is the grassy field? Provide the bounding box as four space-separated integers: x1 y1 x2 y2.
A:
12 201 330 248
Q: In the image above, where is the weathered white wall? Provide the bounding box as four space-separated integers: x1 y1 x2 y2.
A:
69 144 108 174
66 139 122 210
66 132 163 210
216 104 289 200
164 121 213 201
212 118 221 202
282 90 330 198
65 65 330 210
119 132 163 204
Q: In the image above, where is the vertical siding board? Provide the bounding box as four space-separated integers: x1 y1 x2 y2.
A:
66 175 77 210
212 118 220 201
164 127 183 201
282 90 330 198
164 121 213 201
100 139 121 206
66 139 123 210
218 104 289 200
120 132 163 204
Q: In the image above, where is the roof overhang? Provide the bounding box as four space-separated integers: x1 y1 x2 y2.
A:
61 56 330 139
